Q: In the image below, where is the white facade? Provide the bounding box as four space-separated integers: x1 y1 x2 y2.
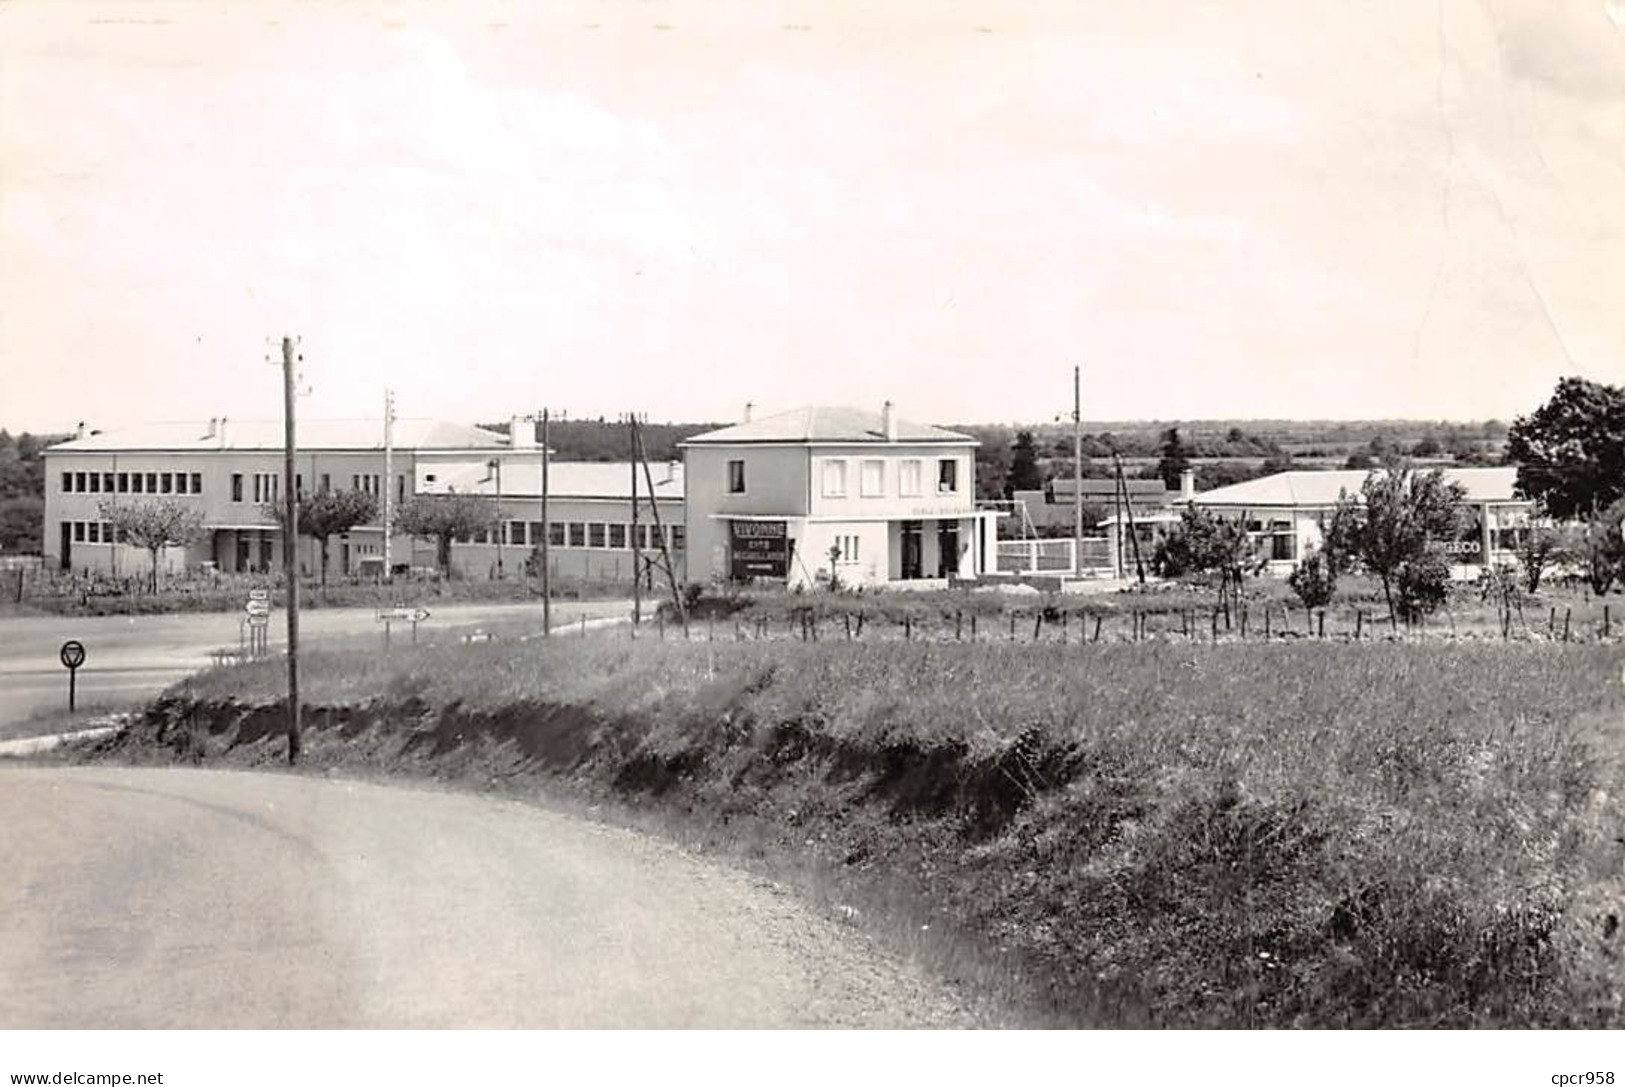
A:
681 406 1000 589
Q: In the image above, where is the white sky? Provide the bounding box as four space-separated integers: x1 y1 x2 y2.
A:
2 0 1623 431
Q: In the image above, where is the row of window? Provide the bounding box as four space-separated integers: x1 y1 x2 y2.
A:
464 521 686 551
832 534 861 564
224 473 406 504
67 521 123 544
726 458 960 498
63 471 202 496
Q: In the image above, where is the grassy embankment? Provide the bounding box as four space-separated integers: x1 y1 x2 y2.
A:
73 630 1625 1028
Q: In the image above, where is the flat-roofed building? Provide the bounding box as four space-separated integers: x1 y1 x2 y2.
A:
681 404 1001 589
43 416 526 578
1187 466 1533 577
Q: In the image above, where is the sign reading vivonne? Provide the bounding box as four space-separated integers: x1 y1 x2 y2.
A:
730 520 791 579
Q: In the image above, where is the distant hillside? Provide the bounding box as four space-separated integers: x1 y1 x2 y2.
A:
480 419 722 463
0 429 70 554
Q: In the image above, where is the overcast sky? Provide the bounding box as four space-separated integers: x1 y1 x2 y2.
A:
3 0 1623 432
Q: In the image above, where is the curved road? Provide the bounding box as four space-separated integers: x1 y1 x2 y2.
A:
0 767 969 1028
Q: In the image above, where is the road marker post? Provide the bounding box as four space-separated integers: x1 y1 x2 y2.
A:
59 639 86 713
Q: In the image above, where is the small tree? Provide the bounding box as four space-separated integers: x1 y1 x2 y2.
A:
1153 505 1259 621
1156 426 1192 491
265 489 379 586
1557 501 1625 596
97 498 205 592
394 492 496 577
1005 430 1044 495
1322 466 1465 628
1287 546 1338 610
1515 525 1561 595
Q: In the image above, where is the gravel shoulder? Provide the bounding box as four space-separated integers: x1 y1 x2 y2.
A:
0 765 977 1028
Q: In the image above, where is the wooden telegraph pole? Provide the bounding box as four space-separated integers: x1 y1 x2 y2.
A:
281 336 302 764
540 409 551 637
630 413 642 628
1073 365 1083 576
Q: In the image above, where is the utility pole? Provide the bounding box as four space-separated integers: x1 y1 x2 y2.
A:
281 336 302 765
382 388 395 582
630 413 641 628
487 457 504 578
540 409 551 636
1073 364 1083 575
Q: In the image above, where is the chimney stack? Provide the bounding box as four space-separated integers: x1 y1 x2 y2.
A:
217 417 228 449
1180 468 1196 502
205 417 218 440
74 421 87 440
882 401 897 442
743 402 754 423
509 415 535 449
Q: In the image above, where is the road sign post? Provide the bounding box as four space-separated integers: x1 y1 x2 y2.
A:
59 639 85 712
378 606 430 648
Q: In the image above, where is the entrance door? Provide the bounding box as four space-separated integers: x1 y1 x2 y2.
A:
235 534 251 572
59 522 72 571
900 521 923 580
937 522 960 578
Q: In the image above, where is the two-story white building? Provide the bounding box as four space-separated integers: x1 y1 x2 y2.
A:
681 404 1000 589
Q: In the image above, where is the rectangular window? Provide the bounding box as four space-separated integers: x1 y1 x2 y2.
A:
528 522 543 547
821 459 848 498
839 534 859 562
609 523 627 549
352 475 360 492
102 472 115 492
509 521 527 547
62 472 72 493
549 523 565 547
73 522 85 542
231 473 243 502
671 525 685 551
89 472 101 493
132 473 144 494
475 529 489 544
860 459 884 497
568 523 586 547
319 473 331 494
589 523 606 548
727 459 746 494
899 459 923 497
175 473 188 495
74 472 87 493
145 472 157 494
397 475 406 503
117 472 128 493
937 459 958 494
160 472 172 494
87 522 99 543
191 472 202 494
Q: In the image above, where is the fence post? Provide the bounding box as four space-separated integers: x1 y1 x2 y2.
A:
1605 604 1611 639
904 615 912 641
1264 606 1271 639
1009 613 1016 642
1239 604 1248 639
1563 607 1571 642
1317 609 1325 639
1549 606 1557 638
855 613 865 639
845 613 853 641
708 615 715 642
1093 614 1103 643
658 611 665 639
1355 610 1363 640
1211 607 1220 641
1060 611 1067 644
970 613 977 641
1033 612 1042 642
955 610 963 641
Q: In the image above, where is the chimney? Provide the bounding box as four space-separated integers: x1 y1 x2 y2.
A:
882 401 897 442
665 459 678 484
204 417 218 441
1180 468 1196 502
743 402 754 423
217 416 228 449
509 415 535 449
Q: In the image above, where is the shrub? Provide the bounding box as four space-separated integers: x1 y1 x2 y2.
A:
1287 548 1337 610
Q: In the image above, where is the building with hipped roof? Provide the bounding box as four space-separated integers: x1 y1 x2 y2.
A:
680 403 1001 589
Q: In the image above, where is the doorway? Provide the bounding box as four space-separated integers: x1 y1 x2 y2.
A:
59 522 71 571
936 522 960 579
900 520 923 580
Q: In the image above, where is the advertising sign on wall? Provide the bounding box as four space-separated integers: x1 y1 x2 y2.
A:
730 520 791 579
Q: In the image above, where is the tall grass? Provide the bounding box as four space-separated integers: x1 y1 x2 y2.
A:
114 637 1625 1027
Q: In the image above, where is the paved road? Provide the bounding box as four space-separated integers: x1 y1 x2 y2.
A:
0 600 628 734
0 767 966 1028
